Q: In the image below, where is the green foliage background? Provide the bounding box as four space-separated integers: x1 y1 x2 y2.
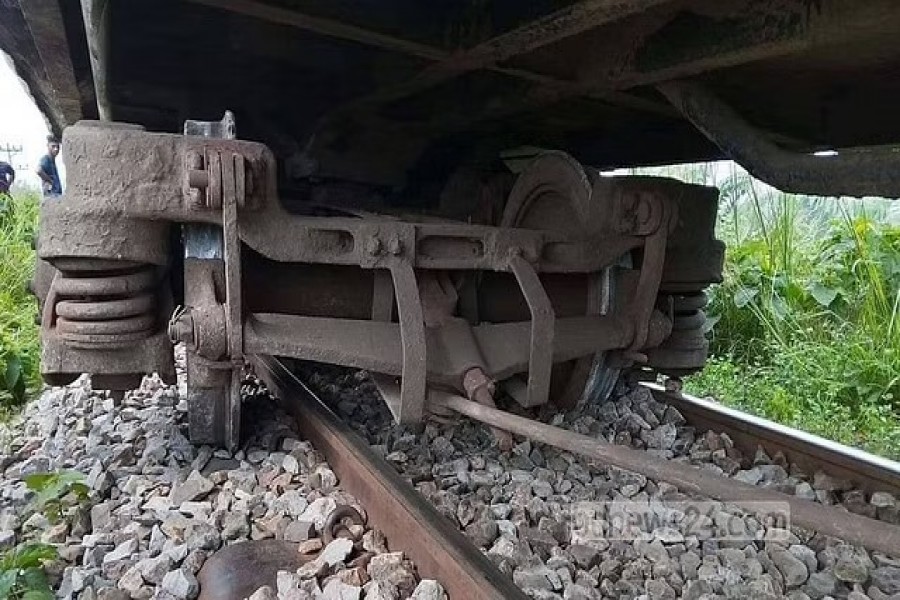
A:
635 163 900 458
0 189 40 412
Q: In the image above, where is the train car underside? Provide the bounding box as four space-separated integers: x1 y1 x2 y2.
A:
6 0 900 448
34 118 723 448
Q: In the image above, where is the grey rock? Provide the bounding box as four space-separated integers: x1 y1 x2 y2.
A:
812 471 852 492
170 471 214 505
680 551 701 579
182 549 208 575
871 567 900 594
805 572 838 600
646 579 677 599
871 492 897 508
795 482 817 501
221 510 250 541
322 579 361 600
117 565 145 596
247 585 277 600
275 490 309 518
513 565 563 592
464 519 498 548
568 544 601 570
363 581 400 600
283 520 316 543
682 580 713 600
320 538 354 567
185 521 221 552
102 538 138 566
91 502 114 533
789 545 819 574
834 547 874 584
136 554 173 585
298 497 337 531
161 568 199 600
772 549 809 587
410 580 447 600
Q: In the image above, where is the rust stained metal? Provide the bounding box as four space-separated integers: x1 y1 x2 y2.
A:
194 0 678 132
508 254 555 408
387 261 427 424
18 0 83 125
432 391 900 557
222 150 245 449
79 0 111 120
304 0 900 180
253 356 529 600
243 312 637 388
659 80 900 198
37 123 722 435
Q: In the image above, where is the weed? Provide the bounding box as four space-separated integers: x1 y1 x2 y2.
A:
0 470 88 600
0 189 40 410
0 543 57 600
24 472 90 525
636 163 900 458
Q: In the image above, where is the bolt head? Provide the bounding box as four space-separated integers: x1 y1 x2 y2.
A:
366 236 382 256
387 237 403 255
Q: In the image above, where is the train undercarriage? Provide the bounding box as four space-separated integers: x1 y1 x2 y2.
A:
8 0 900 449
33 117 723 449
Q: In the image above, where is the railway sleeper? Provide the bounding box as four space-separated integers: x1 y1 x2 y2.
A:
32 115 724 450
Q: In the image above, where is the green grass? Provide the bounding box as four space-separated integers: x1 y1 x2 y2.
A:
637 163 900 459
0 188 41 412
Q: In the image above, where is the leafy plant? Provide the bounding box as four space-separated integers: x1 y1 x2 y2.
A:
0 189 40 410
0 471 89 599
0 543 57 600
635 162 900 458
24 472 89 524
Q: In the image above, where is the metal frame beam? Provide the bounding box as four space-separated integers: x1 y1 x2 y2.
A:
186 0 676 117
18 0 83 126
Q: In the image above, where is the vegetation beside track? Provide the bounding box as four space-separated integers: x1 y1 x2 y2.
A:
637 163 900 459
0 188 40 413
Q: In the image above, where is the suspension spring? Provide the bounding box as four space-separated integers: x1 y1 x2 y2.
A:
53 264 159 347
647 291 710 376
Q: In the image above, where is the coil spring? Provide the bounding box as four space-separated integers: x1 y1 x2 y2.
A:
671 292 707 333
54 264 158 347
648 292 709 376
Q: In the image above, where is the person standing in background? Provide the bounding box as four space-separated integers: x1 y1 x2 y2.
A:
0 160 14 195
36 135 61 197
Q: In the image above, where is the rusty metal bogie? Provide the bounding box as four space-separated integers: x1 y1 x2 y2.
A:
35 119 724 445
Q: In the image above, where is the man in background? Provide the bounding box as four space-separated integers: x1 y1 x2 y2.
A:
0 160 14 195
36 135 61 197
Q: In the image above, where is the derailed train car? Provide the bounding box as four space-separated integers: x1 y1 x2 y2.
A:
3 0 900 448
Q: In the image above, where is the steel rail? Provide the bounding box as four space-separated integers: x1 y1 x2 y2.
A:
643 383 900 496
429 391 900 556
250 355 528 600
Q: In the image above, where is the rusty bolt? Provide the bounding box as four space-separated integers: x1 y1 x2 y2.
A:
387 236 403 256
187 169 209 190
167 311 195 346
366 236 382 256
186 150 203 170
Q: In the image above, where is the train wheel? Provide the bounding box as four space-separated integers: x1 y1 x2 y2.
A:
499 151 623 409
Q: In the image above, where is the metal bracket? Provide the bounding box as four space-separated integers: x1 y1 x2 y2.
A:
387 261 426 424
222 151 245 448
508 254 555 407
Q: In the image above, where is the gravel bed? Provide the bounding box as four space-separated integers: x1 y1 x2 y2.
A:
301 364 900 600
0 349 447 600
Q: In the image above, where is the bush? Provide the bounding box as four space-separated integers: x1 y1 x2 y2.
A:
635 163 900 459
0 189 40 410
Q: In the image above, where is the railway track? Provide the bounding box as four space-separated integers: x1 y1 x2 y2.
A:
253 355 529 600
253 354 900 599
